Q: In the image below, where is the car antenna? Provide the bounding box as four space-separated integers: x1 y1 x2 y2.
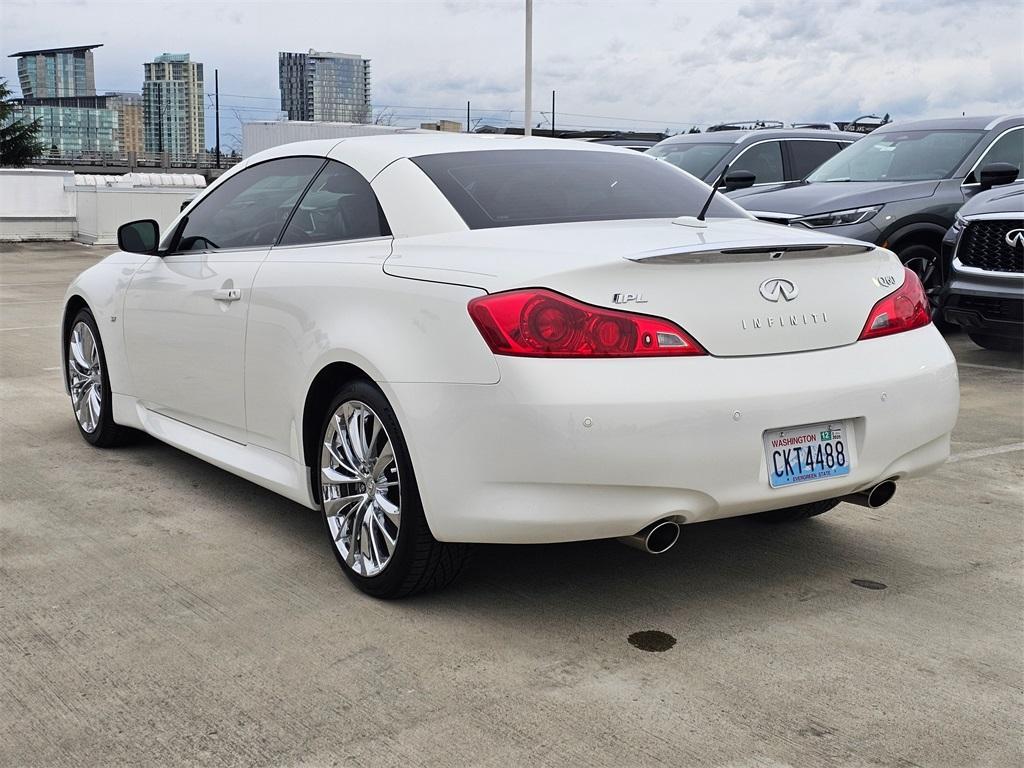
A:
672 163 730 228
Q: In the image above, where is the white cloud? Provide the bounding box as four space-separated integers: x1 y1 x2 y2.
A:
2 0 1020 147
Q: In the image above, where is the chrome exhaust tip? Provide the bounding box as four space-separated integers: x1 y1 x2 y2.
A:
618 520 681 554
843 479 897 509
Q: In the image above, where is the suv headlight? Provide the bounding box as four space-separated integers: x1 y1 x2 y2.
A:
793 205 883 228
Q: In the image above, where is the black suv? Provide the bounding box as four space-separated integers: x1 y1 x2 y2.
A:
735 115 1024 305
646 127 857 196
937 184 1023 351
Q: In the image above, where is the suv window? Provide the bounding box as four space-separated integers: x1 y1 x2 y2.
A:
731 141 784 184
808 130 983 182
788 140 848 179
972 127 1024 179
645 142 733 181
172 157 324 252
279 161 390 245
412 149 747 229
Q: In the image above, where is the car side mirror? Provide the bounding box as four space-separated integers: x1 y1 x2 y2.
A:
117 219 160 254
722 170 756 191
978 162 1019 191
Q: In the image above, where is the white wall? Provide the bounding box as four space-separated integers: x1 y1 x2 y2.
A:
243 121 421 157
0 169 203 244
0 169 76 241
75 188 197 245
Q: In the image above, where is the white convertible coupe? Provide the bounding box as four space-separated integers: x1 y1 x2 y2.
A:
62 134 959 597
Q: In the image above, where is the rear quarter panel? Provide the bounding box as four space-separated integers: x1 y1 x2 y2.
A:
243 239 498 462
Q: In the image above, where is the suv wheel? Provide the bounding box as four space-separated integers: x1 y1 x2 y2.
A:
967 332 1023 353
897 244 942 311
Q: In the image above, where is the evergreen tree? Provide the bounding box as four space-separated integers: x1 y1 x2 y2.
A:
0 79 43 167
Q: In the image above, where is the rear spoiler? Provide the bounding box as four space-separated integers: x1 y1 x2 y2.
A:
625 242 875 265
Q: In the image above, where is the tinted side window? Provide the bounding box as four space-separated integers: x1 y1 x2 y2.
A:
788 140 846 180
279 161 390 245
978 127 1024 173
174 157 324 252
731 141 784 184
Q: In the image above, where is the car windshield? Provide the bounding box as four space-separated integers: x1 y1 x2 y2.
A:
806 129 984 182
645 142 733 180
412 149 746 229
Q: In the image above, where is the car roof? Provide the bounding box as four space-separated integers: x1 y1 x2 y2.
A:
653 128 859 147
245 133 630 180
875 115 1024 132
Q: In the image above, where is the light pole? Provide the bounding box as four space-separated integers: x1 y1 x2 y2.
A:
524 0 533 136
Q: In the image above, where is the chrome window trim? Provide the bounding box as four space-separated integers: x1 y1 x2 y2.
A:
270 235 394 251
165 245 270 257
961 125 1024 188
726 137 852 185
953 213 1024 278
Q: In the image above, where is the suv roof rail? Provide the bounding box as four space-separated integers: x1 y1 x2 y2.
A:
706 120 785 132
790 122 840 131
834 114 892 134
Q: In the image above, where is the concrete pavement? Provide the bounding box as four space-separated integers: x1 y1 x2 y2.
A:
2 241 1022 767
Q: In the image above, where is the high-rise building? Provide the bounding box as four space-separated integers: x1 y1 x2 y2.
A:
8 44 119 157
142 53 205 157
278 50 371 124
10 44 100 98
105 92 144 154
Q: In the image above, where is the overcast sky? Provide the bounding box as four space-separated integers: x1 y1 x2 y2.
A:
2 0 1022 150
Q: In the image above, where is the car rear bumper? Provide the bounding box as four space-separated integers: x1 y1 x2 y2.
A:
386 326 959 544
939 269 1024 338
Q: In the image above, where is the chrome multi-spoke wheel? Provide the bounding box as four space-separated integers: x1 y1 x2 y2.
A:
321 400 401 577
68 320 103 433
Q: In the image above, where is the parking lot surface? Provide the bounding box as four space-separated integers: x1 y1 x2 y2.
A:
2 241 1022 768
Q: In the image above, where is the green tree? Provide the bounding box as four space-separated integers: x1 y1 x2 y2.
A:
0 78 42 166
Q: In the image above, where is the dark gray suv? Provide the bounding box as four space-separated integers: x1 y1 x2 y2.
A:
646 128 857 196
937 184 1023 351
736 115 1024 305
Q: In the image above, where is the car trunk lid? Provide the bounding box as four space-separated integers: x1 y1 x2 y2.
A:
383 217 905 357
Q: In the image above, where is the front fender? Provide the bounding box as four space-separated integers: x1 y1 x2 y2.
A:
60 252 150 397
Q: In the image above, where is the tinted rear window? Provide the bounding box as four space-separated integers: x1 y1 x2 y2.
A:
412 149 747 229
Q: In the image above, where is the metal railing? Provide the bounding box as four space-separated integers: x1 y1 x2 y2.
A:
30 151 242 170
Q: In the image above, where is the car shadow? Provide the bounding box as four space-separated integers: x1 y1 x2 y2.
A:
113 431 910 634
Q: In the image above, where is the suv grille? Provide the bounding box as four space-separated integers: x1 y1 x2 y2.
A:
958 218 1024 273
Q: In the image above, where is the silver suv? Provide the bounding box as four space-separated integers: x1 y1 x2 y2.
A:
646 126 858 196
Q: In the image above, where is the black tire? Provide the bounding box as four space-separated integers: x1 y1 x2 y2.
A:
318 380 469 598
967 332 1023 353
66 308 132 448
896 243 942 313
756 498 840 523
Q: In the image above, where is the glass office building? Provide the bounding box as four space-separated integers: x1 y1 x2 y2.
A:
279 50 371 123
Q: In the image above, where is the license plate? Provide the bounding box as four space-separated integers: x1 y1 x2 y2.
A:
763 421 853 488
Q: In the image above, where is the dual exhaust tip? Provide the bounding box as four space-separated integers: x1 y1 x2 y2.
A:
618 480 898 555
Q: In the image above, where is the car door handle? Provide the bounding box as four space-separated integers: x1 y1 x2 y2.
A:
212 288 242 302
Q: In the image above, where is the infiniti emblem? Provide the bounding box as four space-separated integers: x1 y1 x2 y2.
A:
1006 228 1024 248
759 278 799 302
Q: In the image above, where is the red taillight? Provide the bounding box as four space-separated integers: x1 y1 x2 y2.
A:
858 267 932 340
468 288 705 358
